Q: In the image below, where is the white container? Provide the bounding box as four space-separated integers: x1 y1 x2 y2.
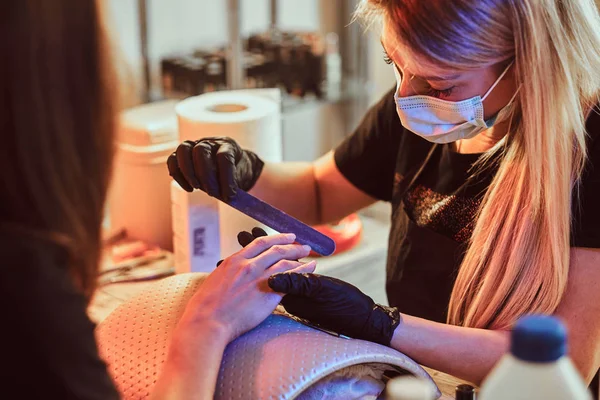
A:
108 100 179 251
171 182 221 273
174 89 282 259
386 376 436 400
479 315 592 400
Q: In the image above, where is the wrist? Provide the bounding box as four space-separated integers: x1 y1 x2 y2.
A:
366 305 402 346
157 319 229 400
390 312 416 352
243 151 265 191
170 318 231 362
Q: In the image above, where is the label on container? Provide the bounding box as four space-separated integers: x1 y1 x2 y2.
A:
188 204 221 272
171 183 221 274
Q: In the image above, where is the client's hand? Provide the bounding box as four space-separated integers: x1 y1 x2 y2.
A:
233 227 401 346
269 273 401 346
153 233 315 400
178 233 315 343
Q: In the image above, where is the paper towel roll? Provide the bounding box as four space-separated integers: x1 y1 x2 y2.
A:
176 91 281 158
175 90 282 261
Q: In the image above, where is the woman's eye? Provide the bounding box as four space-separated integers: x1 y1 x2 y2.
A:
426 86 455 99
383 50 393 65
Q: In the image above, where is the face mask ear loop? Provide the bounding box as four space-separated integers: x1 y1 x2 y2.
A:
504 86 520 108
393 64 402 91
481 61 514 101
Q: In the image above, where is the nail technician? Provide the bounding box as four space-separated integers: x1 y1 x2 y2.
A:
169 0 600 385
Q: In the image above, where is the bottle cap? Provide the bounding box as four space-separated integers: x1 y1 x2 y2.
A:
386 376 435 400
455 384 476 400
511 315 567 363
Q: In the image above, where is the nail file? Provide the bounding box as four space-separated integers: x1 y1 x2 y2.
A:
225 190 336 256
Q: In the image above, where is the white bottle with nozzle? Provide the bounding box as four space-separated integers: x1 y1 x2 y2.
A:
479 315 592 400
386 376 436 400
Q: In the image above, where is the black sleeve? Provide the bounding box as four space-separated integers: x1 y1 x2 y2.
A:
334 88 404 202
0 235 119 400
571 107 600 248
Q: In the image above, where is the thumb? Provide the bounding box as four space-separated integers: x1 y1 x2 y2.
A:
268 273 322 297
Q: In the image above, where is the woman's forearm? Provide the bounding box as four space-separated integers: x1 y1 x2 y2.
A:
391 314 510 385
250 162 321 225
251 153 378 226
151 321 229 400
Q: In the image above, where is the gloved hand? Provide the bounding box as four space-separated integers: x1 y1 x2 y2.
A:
268 273 401 346
229 227 401 346
167 137 264 201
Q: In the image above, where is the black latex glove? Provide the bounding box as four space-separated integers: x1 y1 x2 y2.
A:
228 227 401 346
167 137 264 201
268 273 401 346
237 227 269 247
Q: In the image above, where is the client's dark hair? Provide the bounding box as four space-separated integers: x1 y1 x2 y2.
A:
0 0 116 298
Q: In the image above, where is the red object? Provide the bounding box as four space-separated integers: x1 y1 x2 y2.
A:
308 213 363 257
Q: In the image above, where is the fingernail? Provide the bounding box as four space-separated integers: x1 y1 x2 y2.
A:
286 234 296 241
302 245 311 252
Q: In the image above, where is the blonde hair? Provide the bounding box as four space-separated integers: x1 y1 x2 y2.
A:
356 0 600 329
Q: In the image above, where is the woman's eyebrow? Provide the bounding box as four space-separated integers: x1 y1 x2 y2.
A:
380 37 461 81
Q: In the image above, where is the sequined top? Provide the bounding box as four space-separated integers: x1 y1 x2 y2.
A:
334 88 600 322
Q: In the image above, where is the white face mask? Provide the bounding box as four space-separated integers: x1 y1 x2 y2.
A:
393 62 514 144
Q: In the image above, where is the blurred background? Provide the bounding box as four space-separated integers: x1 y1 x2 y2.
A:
103 0 395 161
99 0 398 306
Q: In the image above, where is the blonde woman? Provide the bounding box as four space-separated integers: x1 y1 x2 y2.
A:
170 0 600 387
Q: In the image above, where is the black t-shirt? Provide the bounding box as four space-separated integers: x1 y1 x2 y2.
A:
334 88 600 323
0 231 119 399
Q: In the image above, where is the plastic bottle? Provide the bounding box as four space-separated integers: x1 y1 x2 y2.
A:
386 376 436 400
479 315 592 400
